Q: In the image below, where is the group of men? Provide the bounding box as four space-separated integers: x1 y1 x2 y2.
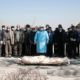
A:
0 24 80 59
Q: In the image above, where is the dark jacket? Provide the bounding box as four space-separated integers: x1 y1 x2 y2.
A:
67 30 78 43
48 31 54 44
0 30 5 41
30 31 36 44
54 28 66 44
24 30 31 45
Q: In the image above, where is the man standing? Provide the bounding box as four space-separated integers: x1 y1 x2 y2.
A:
5 27 12 57
67 25 78 58
30 27 37 56
0 25 6 56
24 24 31 56
0 29 2 56
76 26 80 57
46 26 54 57
14 25 24 57
54 24 66 57
34 26 49 56
10 26 15 56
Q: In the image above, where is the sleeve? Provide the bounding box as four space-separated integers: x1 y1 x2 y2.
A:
76 31 79 43
3 32 6 43
0 31 2 41
46 31 49 44
34 32 38 44
64 31 67 43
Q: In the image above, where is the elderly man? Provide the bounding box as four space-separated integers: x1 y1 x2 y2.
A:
5 27 12 57
14 25 24 57
34 26 49 56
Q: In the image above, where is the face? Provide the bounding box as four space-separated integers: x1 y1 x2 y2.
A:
68 28 72 32
2 27 5 30
11 27 15 31
7 27 10 31
27 28 31 31
59 27 62 32
40 27 44 31
17 26 20 30
46 25 49 29
72 27 75 31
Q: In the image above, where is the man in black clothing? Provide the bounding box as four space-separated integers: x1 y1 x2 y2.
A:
67 25 78 58
76 26 80 57
46 26 54 57
30 27 37 56
54 24 66 57
0 25 6 56
24 24 31 56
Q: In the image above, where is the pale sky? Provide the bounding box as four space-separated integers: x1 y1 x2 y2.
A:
0 0 80 30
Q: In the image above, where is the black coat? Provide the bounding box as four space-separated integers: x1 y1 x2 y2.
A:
54 29 66 44
30 31 36 44
53 28 66 57
67 30 78 43
67 30 78 58
24 30 31 45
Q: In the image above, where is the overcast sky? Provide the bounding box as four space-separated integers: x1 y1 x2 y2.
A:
0 0 80 29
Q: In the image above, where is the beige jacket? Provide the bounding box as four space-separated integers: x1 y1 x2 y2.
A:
10 30 15 45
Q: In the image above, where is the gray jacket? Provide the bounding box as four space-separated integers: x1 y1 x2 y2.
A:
14 30 24 43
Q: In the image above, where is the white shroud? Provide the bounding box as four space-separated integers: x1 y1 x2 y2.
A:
18 56 70 65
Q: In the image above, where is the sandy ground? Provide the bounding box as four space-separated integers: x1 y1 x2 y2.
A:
0 57 80 80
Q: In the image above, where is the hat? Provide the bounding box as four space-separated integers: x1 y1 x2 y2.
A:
58 24 62 28
11 26 14 28
2 25 5 28
25 24 31 28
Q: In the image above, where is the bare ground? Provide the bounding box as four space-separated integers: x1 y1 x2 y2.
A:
0 57 80 80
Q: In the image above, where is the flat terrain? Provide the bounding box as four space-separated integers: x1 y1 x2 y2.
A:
0 57 80 80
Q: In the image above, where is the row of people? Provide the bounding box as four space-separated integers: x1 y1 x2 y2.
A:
0 24 79 58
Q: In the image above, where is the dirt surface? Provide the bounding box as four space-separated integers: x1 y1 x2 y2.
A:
0 57 80 80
